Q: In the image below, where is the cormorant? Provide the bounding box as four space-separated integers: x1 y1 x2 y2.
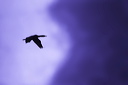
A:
23 34 46 48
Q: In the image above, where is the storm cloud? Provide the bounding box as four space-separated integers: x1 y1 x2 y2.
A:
49 0 128 85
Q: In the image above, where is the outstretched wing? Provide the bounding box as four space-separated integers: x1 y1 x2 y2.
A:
33 38 43 48
38 35 47 37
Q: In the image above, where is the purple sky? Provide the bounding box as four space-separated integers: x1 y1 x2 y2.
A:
49 0 128 85
0 0 128 85
0 0 71 85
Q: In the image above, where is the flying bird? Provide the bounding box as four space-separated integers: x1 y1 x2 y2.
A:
23 34 47 48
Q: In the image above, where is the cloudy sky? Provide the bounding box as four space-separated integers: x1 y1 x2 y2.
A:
49 0 128 85
0 0 128 85
0 0 71 85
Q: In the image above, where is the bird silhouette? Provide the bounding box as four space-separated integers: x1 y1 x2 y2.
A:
23 34 47 48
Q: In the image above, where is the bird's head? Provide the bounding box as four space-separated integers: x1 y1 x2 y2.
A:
23 39 26 41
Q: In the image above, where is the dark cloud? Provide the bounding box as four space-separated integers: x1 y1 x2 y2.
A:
49 0 128 85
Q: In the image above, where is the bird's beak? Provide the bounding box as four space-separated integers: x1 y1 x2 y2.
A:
23 39 26 41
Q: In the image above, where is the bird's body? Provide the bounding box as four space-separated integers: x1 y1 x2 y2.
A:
23 34 46 48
